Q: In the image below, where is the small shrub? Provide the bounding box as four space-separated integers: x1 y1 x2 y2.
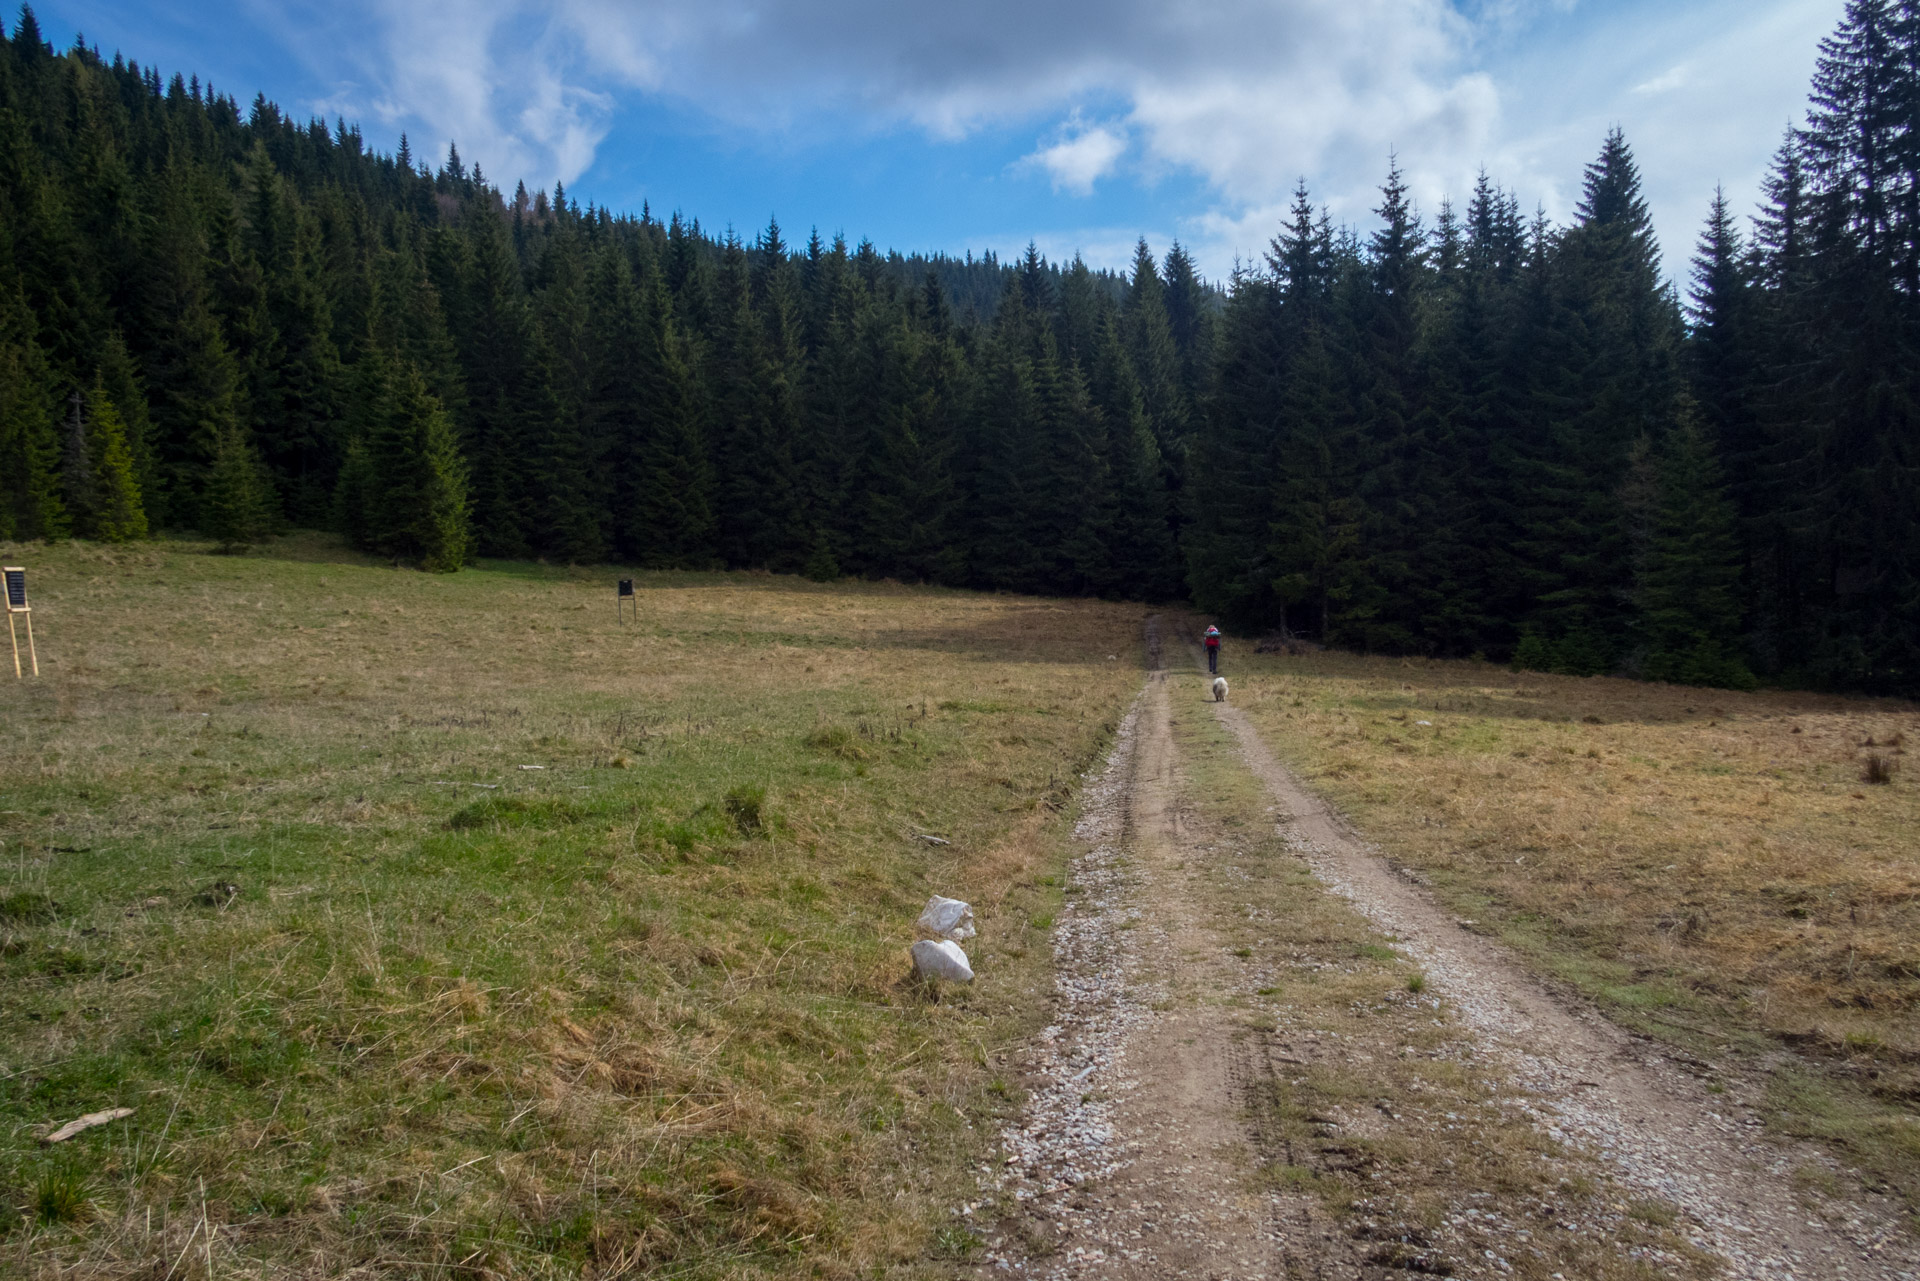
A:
1863 754 1895 785
34 1170 90 1225
1406 974 1426 994
802 534 841 583
723 785 766 836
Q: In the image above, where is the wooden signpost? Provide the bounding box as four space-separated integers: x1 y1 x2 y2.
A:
4 566 35 678
617 578 635 624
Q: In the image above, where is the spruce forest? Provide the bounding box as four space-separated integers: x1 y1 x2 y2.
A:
0 3 1915 693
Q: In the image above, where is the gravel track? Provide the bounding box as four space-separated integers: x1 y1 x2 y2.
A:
1212 696 1920 1281
971 624 1918 1280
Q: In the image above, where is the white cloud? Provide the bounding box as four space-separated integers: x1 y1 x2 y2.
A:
266 0 1491 203
1020 117 1129 195
259 0 1847 281
1632 63 1693 96
261 0 617 188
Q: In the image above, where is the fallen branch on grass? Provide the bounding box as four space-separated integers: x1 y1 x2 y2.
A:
43 1106 134 1144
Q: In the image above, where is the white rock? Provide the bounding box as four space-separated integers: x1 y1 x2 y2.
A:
911 938 975 982
917 894 977 941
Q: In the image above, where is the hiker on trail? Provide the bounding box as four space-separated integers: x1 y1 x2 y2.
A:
1204 625 1222 674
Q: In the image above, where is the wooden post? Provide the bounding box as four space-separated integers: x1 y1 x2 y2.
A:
617 578 635 624
6 612 17 679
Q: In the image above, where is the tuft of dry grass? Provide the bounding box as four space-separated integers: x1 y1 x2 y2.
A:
0 533 1146 1277
1225 648 1920 1213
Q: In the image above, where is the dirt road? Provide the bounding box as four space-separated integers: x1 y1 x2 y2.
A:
972 635 1920 1280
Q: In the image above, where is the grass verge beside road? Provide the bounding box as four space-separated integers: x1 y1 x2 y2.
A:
0 534 1144 1278
1226 649 1920 1219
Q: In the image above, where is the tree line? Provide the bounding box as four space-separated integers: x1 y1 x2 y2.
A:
0 7 1199 595
0 2 1914 692
1194 0 1920 693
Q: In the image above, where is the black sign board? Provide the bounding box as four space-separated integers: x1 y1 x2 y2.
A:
3 568 24 611
617 578 634 598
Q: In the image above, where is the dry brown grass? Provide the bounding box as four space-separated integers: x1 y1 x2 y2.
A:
0 533 1146 1277
1224 648 1920 1212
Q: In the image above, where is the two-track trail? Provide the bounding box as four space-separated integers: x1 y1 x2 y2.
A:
1209 695 1920 1281
975 665 1291 1279
970 624 1920 1280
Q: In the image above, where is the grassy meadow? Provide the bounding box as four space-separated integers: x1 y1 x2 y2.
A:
0 534 1145 1278
1224 646 1920 1216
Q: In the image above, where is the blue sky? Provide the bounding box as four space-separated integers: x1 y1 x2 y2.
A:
29 0 1841 282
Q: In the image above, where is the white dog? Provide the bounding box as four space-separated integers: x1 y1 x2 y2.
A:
1212 676 1228 702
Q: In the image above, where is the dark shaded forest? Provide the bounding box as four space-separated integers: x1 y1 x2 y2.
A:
1 2 1916 692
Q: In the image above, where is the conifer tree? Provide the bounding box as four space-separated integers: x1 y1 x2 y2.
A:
1087 309 1177 598
964 302 1043 590
1160 242 1216 408
1632 416 1754 687
140 168 251 529
336 347 473 569
1686 190 1760 489
97 332 161 523
1269 317 1368 642
1122 240 1190 470
396 363 472 572
710 233 804 568
200 418 270 551
448 218 542 557
1185 267 1282 627
82 381 149 541
1771 0 1920 686
58 389 96 527
859 275 964 583
1029 336 1114 595
1513 130 1682 671
616 266 716 568
242 146 345 521
1351 158 1426 650
0 278 63 540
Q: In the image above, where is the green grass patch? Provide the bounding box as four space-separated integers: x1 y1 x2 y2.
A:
0 534 1146 1276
